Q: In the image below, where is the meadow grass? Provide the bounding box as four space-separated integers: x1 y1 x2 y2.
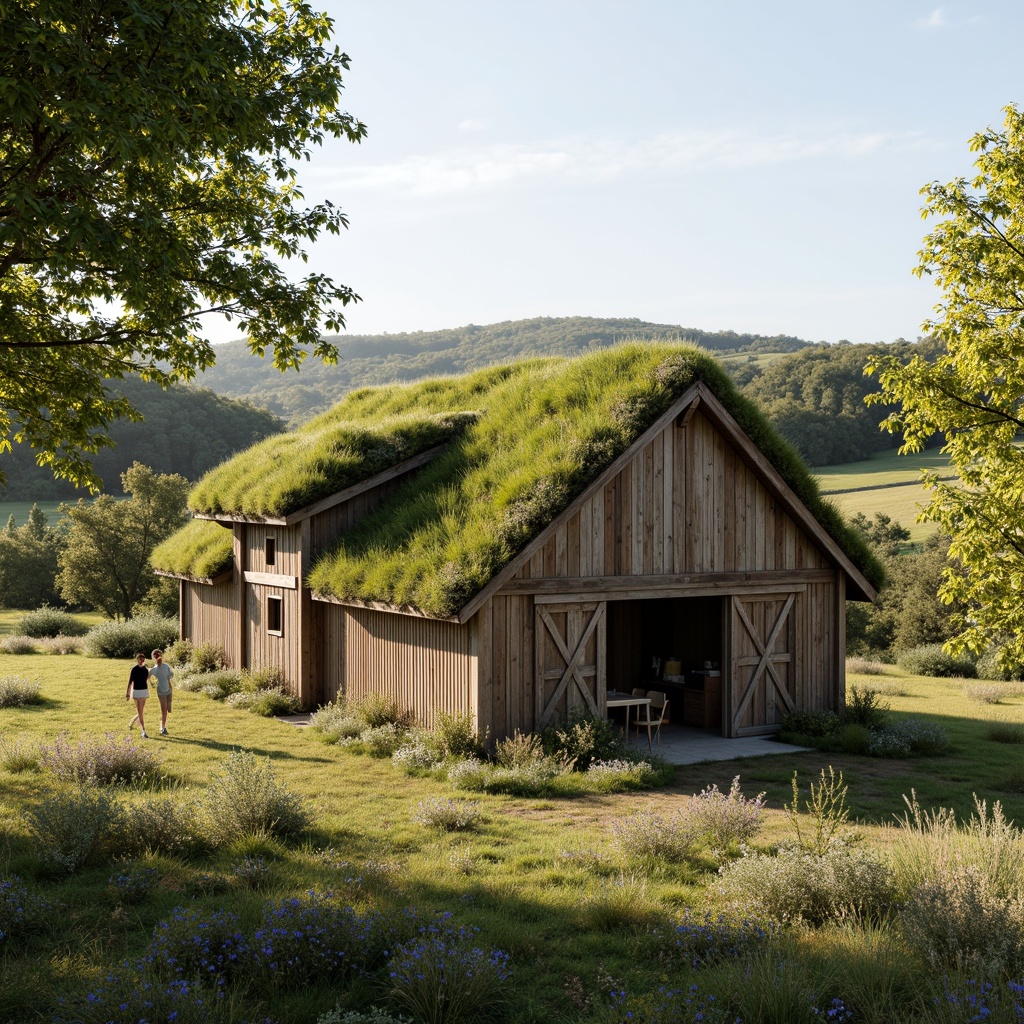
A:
0 500 67 527
0 607 104 637
2 648 1024 1023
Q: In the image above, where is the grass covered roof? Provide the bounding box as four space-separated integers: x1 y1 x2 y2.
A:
153 344 883 614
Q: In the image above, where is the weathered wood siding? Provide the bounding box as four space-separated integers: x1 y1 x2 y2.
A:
318 604 473 728
181 580 240 667
511 411 827 582
307 475 416 562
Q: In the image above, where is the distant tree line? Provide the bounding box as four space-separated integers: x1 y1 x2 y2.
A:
0 378 283 500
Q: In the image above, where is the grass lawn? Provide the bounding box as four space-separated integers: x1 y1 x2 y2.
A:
0 607 105 636
1 646 1023 1023
0 499 68 527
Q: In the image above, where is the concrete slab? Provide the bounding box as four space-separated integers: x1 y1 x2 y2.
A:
626 723 810 765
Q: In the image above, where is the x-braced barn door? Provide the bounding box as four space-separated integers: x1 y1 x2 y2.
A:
535 602 606 729
729 592 798 737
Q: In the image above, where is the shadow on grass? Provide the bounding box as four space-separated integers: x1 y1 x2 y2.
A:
160 734 334 763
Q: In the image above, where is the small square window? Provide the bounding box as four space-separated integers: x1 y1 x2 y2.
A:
265 538 276 566
267 595 283 636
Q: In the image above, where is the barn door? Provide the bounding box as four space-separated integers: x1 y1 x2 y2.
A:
534 601 606 729
729 592 798 737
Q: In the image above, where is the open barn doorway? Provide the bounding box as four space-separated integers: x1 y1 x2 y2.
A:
606 596 725 736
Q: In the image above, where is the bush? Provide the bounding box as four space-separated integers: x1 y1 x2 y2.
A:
887 718 950 756
242 665 287 691
412 797 480 831
318 1008 412 1024
17 606 88 638
0 635 37 654
190 641 227 673
38 732 158 785
494 730 545 768
201 750 310 844
180 668 242 698
356 692 411 729
670 909 774 968
845 685 889 730
361 722 405 757
897 644 977 678
542 711 625 771
162 637 193 667
309 700 364 741
612 809 698 863
432 709 484 759
392 735 443 771
988 720 1024 744
867 729 911 758
0 675 43 708
83 614 178 659
899 865 1024 975
845 657 890 675
837 723 872 755
387 917 512 1024
781 709 840 738
0 736 39 772
36 634 83 655
108 863 159 903
717 840 893 925
115 795 205 857
0 875 53 944
976 644 1024 682
26 783 122 874
225 686 302 716
963 682 1005 704
686 776 767 848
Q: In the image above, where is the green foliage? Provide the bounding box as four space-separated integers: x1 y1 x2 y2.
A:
786 768 850 856
37 732 159 785
150 519 235 580
780 709 840 738
542 710 626 771
356 693 411 729
17 606 88 638
0 0 364 491
845 685 890 729
837 723 872 755
867 105 1024 667
0 505 64 610
115 795 205 858
0 675 42 708
897 644 977 678
82 614 178 659
225 687 302 717
57 464 190 619
201 750 310 844
26 784 123 874
411 796 481 831
431 710 485 760
0 635 36 654
317 1008 411 1024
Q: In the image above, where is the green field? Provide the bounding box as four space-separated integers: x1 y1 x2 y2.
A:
813 448 952 542
2 638 1024 1022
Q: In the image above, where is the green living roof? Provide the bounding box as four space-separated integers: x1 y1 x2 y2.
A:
153 344 883 614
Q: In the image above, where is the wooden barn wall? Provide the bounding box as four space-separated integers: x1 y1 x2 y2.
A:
181 581 240 667
511 410 828 583
246 582 302 692
474 594 537 741
318 605 473 728
797 580 836 711
246 523 301 577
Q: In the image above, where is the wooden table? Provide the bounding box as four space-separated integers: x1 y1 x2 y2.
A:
606 690 651 739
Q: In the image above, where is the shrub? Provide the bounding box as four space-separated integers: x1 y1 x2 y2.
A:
0 875 52 943
781 709 840 737
976 644 1024 682
318 1008 412 1024
899 865 1024 975
0 675 43 708
162 637 194 667
963 682 1006 704
362 722 405 757
446 758 489 791
17 606 87 638
867 729 912 758
717 840 893 925
845 685 889 730
309 700 364 741
38 732 158 785
0 735 39 772
412 796 480 831
478 759 564 795
242 665 287 691
392 735 442 771
201 750 310 844
190 641 227 673
0 635 36 654
686 776 767 848
36 634 83 655
669 909 773 968
115 795 205 857
612 809 698 863
25 784 122 874
225 686 302 716
494 730 545 769
786 768 851 855
542 711 624 771
83 614 178 659
887 718 950 756
837 723 872 755
144 905 250 985
897 644 977 679
109 863 158 903
387 916 512 1024
432 709 484 759
845 657 890 675
180 667 242 697
988 720 1024 744
357 692 410 729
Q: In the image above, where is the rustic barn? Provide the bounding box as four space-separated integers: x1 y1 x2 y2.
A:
153 344 880 741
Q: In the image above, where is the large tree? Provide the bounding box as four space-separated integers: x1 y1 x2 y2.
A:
1 0 365 490
56 462 189 619
868 104 1024 665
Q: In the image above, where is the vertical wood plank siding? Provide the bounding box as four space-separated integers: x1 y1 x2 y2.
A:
319 605 473 728
182 581 240 667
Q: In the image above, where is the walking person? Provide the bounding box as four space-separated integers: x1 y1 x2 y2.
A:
149 648 174 735
126 652 150 738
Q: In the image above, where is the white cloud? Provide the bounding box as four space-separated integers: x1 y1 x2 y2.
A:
457 119 486 133
919 7 946 28
314 127 931 196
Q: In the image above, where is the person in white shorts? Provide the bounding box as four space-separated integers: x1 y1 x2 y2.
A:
126 652 150 737
149 648 174 736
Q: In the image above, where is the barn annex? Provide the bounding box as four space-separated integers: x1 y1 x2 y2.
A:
153 344 881 741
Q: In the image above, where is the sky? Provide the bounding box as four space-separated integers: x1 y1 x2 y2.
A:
272 1 1024 345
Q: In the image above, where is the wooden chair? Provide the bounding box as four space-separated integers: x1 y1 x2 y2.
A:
634 690 669 750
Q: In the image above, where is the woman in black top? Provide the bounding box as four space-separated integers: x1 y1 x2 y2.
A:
126 652 150 738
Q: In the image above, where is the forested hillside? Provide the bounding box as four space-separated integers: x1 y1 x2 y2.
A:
0 378 284 499
198 316 813 424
